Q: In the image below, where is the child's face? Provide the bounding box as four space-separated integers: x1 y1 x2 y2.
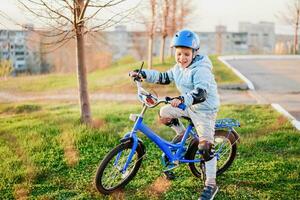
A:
175 47 193 68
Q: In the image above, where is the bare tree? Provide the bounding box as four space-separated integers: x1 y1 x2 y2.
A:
278 0 300 54
131 31 147 60
159 0 170 63
177 0 194 30
0 60 12 80
169 0 177 37
16 0 138 124
166 0 194 57
147 0 157 69
167 0 177 57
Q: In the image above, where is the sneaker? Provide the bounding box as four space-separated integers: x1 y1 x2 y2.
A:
163 171 176 180
198 185 219 200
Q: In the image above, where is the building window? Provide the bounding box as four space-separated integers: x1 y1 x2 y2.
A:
15 45 24 49
15 51 24 56
17 64 24 69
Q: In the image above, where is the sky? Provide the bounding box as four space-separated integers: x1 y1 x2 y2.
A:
0 0 295 34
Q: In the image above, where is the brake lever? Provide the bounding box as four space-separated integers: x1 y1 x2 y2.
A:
136 61 144 78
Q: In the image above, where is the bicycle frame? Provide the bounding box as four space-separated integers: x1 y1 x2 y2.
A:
120 104 200 173
117 78 240 174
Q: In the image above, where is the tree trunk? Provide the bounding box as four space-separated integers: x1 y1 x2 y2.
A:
160 36 166 63
148 0 156 69
160 0 169 63
169 0 176 57
294 9 299 54
148 36 153 69
75 0 92 124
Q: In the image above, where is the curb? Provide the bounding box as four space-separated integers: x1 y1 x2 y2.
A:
218 56 255 90
219 55 300 131
271 104 300 131
218 83 248 90
218 55 300 60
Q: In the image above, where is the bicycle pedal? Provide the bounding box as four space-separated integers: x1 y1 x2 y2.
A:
163 171 176 180
164 163 178 172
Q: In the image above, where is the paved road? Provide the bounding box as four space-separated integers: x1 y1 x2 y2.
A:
227 58 300 120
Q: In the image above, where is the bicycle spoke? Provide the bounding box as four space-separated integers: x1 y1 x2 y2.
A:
214 136 232 169
100 147 142 190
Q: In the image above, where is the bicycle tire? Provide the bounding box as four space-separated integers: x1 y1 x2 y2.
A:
95 140 144 194
185 130 237 178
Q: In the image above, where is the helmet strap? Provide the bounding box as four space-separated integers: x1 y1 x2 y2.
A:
192 49 197 59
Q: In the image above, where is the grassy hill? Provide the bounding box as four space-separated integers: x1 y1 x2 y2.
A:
0 102 299 199
1 56 298 199
0 55 243 94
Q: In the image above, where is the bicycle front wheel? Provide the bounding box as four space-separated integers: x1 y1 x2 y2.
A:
95 140 144 194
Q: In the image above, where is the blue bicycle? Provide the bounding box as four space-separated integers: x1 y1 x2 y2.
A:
95 69 240 195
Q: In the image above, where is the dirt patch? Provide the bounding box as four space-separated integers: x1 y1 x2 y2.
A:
60 131 79 167
252 115 288 137
146 176 171 198
64 146 79 166
110 189 125 200
91 118 106 129
87 181 125 200
14 184 29 200
276 115 288 127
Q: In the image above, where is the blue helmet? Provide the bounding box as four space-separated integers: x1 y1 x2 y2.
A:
171 29 200 50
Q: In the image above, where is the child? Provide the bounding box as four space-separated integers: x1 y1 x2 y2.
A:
130 29 220 200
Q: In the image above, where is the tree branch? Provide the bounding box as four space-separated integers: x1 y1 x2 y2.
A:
87 0 127 8
41 37 74 54
41 31 74 46
87 5 137 32
62 0 74 13
39 0 74 24
79 0 90 20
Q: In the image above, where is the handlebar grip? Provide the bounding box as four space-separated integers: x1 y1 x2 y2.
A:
178 103 186 110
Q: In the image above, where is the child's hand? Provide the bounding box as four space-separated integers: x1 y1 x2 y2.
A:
129 70 146 80
170 99 182 107
129 71 139 78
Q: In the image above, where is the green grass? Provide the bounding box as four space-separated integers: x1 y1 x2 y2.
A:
0 102 299 199
0 55 243 93
210 55 244 85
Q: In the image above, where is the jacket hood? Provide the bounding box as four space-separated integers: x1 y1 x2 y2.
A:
188 54 213 71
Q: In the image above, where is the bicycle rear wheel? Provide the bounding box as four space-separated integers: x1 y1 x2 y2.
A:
185 130 237 178
95 140 144 194
214 130 237 175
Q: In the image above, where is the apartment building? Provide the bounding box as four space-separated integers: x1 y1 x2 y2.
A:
104 22 278 61
0 22 295 74
0 25 41 75
239 21 276 54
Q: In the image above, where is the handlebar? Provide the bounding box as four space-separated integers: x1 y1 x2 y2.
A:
165 96 186 110
131 62 186 110
134 78 186 110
